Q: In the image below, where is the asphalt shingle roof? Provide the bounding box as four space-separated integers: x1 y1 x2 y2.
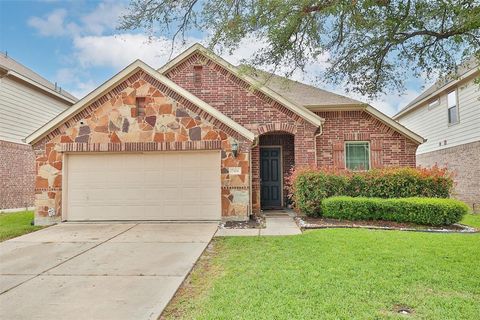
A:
395 57 479 117
246 68 364 107
0 53 77 101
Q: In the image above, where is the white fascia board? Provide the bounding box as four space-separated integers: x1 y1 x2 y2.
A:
141 63 255 141
158 43 325 127
27 60 254 144
6 70 76 104
394 67 480 120
365 105 425 144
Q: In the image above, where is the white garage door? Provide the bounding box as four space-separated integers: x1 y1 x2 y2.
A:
65 152 221 221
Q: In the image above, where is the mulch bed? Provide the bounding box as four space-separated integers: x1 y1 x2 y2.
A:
296 216 478 233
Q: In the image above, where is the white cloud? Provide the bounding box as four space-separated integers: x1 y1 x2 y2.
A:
68 79 98 99
28 1 126 37
28 4 423 114
27 9 77 37
54 67 76 84
73 34 201 69
80 1 126 35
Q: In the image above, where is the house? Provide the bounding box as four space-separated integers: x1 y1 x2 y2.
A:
394 59 480 212
0 53 76 211
26 44 423 225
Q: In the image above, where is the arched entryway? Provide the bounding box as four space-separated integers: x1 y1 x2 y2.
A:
258 131 295 210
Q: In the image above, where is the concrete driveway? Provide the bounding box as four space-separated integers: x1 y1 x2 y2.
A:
0 222 218 320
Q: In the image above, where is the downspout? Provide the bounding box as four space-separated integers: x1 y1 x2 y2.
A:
249 136 259 218
314 124 323 167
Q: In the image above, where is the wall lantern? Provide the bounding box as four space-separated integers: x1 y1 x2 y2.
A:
231 141 239 157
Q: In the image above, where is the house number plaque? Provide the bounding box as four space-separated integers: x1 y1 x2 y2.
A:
228 167 242 175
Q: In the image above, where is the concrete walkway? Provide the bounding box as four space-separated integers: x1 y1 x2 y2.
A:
216 210 301 237
0 222 217 320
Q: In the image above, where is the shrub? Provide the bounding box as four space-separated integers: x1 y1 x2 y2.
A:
288 166 454 216
321 197 469 226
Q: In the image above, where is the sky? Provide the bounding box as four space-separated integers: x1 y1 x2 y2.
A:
0 0 430 116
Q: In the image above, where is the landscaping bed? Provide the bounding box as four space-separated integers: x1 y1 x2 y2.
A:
219 215 265 229
295 216 477 233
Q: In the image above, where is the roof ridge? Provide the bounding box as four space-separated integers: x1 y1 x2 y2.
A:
158 43 324 127
0 53 77 101
246 67 364 105
394 56 479 118
26 60 255 144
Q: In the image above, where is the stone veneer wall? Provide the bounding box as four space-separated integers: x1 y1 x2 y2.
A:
0 140 35 210
417 140 480 212
164 53 318 212
32 70 251 225
315 110 418 169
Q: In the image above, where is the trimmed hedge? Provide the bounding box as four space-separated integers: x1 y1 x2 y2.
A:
289 166 454 216
322 197 469 226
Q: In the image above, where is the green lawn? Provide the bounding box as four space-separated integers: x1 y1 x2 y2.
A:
163 229 480 320
461 214 480 228
0 211 42 242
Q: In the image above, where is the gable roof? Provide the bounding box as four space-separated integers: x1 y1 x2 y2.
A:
159 44 423 144
0 53 77 103
247 69 364 107
25 60 255 144
394 57 479 120
158 43 324 127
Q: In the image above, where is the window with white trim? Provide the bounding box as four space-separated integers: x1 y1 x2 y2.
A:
428 98 440 109
345 142 370 170
447 90 459 124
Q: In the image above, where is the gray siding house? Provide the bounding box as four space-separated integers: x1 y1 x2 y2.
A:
0 53 76 211
394 60 480 212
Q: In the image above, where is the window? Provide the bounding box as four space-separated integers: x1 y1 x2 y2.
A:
136 97 146 117
428 98 440 109
447 90 459 124
345 142 370 170
193 65 203 86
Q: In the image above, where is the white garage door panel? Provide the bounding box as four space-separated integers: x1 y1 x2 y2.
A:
66 152 221 221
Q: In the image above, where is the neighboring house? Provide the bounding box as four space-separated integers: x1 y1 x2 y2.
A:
0 53 76 211
394 59 480 212
26 44 423 225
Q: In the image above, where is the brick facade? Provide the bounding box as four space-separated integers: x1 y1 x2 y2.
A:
165 53 318 212
31 50 421 224
164 54 419 212
417 141 480 212
315 111 417 169
0 140 35 210
32 70 251 225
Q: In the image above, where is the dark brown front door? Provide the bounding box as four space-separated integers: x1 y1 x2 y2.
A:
260 147 282 208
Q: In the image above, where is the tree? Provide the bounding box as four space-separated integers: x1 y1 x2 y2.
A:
120 0 480 97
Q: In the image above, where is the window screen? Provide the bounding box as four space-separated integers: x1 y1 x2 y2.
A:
345 142 370 170
447 90 458 124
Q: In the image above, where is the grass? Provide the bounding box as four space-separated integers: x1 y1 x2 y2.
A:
461 214 480 228
162 229 480 320
0 210 43 242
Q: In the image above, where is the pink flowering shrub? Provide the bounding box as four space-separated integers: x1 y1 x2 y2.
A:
287 166 454 216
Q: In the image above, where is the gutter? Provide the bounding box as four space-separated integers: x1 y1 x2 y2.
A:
394 67 480 120
1 69 76 105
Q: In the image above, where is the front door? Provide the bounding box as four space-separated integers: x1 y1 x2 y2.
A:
260 147 282 208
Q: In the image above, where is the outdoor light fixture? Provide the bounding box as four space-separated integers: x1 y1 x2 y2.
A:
231 141 239 157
